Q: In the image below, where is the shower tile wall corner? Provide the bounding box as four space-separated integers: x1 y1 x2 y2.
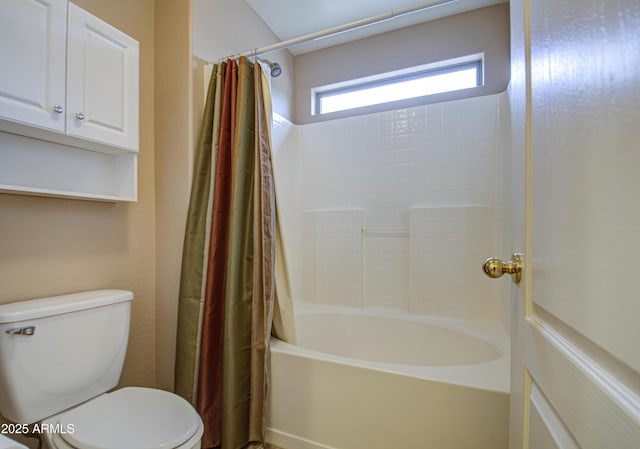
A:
273 93 509 322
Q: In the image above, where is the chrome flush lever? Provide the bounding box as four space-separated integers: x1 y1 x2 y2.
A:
5 326 36 336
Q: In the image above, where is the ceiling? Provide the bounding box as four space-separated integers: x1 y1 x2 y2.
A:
245 0 507 55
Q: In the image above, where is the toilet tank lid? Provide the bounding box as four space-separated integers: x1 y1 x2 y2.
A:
0 290 133 324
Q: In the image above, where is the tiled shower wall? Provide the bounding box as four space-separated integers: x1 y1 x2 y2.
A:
272 92 509 322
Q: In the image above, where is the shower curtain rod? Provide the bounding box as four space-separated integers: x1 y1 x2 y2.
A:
213 0 456 63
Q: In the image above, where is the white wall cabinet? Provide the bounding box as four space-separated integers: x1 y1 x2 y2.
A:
66 3 139 152
0 0 139 202
0 0 67 134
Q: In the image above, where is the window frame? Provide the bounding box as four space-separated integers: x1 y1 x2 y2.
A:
312 55 484 116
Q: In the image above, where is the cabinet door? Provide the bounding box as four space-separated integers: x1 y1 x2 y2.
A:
66 3 139 152
0 0 67 133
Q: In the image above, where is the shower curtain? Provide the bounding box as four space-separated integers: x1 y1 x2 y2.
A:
174 57 295 449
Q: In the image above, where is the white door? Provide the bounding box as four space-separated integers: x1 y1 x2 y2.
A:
66 3 139 152
0 0 67 132
507 0 640 448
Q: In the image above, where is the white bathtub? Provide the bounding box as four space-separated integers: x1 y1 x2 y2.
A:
266 305 510 449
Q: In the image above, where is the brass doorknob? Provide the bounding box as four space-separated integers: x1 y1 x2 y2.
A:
483 253 523 284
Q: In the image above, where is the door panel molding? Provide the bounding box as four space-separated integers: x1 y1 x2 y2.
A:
529 383 580 449
525 313 640 449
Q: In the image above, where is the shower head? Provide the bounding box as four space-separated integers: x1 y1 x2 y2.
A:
257 57 282 77
269 62 282 78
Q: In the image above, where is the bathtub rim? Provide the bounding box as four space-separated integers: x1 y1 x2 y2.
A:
272 303 510 394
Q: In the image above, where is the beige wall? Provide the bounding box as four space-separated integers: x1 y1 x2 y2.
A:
154 0 193 391
294 4 510 124
0 0 157 388
0 0 194 398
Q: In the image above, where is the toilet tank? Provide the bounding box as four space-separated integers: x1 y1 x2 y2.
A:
0 290 133 424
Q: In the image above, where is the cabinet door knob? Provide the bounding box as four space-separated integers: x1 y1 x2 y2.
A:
53 105 64 114
75 112 85 121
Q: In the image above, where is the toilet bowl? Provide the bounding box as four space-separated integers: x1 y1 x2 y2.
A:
0 434 28 449
0 290 203 449
41 388 203 449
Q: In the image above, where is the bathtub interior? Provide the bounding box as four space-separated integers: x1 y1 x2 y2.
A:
274 303 510 394
294 309 502 366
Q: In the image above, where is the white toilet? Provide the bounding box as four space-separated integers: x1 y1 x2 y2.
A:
0 434 28 449
0 290 203 449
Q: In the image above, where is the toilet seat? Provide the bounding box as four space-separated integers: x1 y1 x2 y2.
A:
48 387 201 449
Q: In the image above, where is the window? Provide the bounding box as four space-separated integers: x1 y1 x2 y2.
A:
312 55 484 115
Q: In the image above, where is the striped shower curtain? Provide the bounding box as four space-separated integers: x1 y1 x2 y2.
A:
174 57 295 449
